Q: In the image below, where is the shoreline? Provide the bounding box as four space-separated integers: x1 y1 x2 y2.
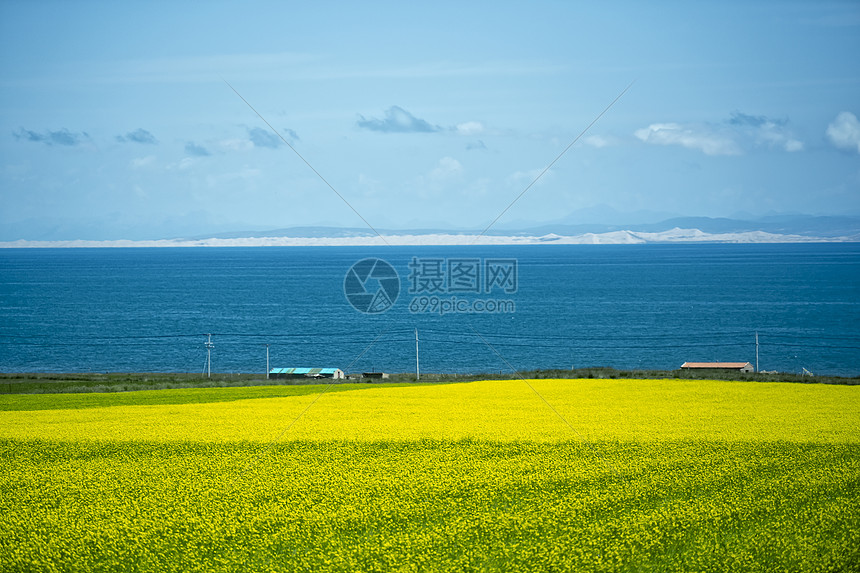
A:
2 228 858 248
2 368 857 395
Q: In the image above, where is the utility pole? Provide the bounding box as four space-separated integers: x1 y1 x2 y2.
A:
266 344 269 380
755 331 759 373
415 328 420 381
205 334 214 378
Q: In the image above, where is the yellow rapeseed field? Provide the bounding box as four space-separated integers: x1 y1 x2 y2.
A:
1 378 858 572
1 378 856 443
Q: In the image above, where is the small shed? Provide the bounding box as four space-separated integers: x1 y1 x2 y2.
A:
269 367 345 380
680 362 754 373
362 372 389 379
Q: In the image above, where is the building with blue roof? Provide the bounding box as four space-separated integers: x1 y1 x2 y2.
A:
269 367 344 380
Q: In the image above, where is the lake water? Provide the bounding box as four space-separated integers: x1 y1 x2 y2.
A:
1 244 858 376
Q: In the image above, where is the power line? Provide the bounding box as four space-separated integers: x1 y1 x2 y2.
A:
1 334 856 351
221 77 389 245
473 81 635 242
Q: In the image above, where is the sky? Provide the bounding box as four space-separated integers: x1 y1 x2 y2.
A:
1 0 859 240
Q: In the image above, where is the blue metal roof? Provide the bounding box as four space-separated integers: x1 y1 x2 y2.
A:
269 367 341 374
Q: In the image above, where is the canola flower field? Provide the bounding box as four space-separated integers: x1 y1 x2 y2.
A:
1 378 858 572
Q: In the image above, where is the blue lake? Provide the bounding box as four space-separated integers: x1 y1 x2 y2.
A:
1 244 858 376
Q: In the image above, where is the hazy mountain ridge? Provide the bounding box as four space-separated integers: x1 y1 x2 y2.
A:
2 215 857 247
187 214 859 241
3 228 858 248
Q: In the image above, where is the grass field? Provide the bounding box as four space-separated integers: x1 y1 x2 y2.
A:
1 378 858 571
2 367 856 395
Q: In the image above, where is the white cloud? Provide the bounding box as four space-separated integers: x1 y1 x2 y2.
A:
784 139 804 152
826 112 860 154
583 135 614 148
429 157 463 181
357 106 440 133
754 127 804 152
741 115 803 152
508 167 553 187
166 157 196 171
456 121 484 136
635 112 805 156
634 123 741 156
219 139 253 152
130 155 156 169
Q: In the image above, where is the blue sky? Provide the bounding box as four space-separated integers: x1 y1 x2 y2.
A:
1 0 859 240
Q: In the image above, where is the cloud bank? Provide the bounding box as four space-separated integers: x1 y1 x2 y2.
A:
826 111 860 154
116 128 158 144
13 127 90 146
184 142 211 156
248 127 282 148
634 112 803 155
455 121 484 136
634 122 740 155
357 106 440 133
429 157 463 180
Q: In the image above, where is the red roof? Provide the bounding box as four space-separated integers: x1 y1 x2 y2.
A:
681 362 753 369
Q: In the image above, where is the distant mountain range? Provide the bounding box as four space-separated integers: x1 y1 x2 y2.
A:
3 215 858 247
192 215 860 241
511 215 860 239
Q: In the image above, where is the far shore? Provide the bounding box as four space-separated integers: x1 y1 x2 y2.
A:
2 227 857 248
1 368 857 395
